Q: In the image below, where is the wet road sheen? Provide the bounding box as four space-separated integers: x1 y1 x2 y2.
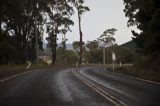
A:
0 68 160 106
0 68 110 106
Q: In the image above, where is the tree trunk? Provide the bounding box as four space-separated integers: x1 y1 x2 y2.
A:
54 35 57 64
52 28 58 65
0 20 2 33
78 12 82 64
52 35 57 65
52 46 56 65
63 40 67 64
22 32 27 63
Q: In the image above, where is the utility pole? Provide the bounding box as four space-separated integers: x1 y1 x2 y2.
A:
103 43 105 70
101 36 106 70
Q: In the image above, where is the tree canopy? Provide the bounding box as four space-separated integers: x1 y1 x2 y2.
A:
98 28 117 47
72 0 90 64
123 0 160 57
0 0 82 64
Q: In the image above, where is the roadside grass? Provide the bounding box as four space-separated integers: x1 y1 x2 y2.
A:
107 65 160 83
0 64 53 80
0 63 78 80
78 63 160 83
0 63 98 80
1 63 160 83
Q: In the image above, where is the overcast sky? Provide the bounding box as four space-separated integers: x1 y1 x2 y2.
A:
57 0 135 45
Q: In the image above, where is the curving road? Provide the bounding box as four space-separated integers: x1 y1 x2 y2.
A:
0 67 160 106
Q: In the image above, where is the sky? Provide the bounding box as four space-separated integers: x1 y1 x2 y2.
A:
57 0 135 45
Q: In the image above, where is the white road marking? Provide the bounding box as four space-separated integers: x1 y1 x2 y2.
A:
109 71 160 85
0 69 38 83
72 70 128 106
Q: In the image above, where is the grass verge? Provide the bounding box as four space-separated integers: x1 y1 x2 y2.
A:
0 64 53 80
108 65 160 83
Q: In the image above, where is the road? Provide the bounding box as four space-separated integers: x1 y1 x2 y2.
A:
0 68 160 106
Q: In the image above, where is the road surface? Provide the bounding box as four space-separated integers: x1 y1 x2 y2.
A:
0 67 160 106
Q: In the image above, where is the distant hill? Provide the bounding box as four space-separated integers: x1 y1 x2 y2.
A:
44 41 137 51
58 44 73 50
121 40 137 50
66 44 73 50
43 43 47 50
43 43 73 50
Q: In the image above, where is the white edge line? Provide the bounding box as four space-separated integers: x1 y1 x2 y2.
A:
108 70 160 85
0 69 37 83
77 70 128 106
72 70 128 106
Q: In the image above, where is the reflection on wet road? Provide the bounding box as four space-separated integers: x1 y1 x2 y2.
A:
0 67 160 106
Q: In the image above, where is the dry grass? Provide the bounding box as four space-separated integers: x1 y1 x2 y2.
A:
0 64 51 80
1 63 159 83
112 65 160 83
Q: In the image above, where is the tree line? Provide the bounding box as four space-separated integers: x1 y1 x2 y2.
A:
123 0 160 68
0 0 89 65
56 28 136 65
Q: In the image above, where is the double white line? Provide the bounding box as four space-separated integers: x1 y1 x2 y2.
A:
72 70 128 106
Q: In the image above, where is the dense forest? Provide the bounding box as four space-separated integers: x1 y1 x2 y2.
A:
0 0 160 68
123 0 160 68
0 0 89 65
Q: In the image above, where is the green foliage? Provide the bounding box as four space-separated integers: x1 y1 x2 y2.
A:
86 40 102 63
85 40 136 64
56 47 64 64
144 9 160 55
98 28 117 46
0 0 76 64
72 0 90 64
73 0 90 16
46 0 74 65
0 41 16 64
123 0 160 57
84 28 136 64
0 0 49 63
86 40 99 50
115 47 136 64
72 41 85 51
65 50 77 64
0 32 16 64
123 0 160 70
56 47 77 65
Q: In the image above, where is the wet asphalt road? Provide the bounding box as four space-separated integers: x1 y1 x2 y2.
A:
0 68 160 106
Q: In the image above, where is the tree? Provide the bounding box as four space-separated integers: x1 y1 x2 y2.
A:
46 0 74 65
85 40 136 64
98 28 117 47
72 0 90 64
56 47 77 65
0 0 45 63
61 16 74 64
123 0 160 57
86 40 99 63
72 41 85 64
66 50 77 65
72 41 85 51
61 36 68 64
0 0 74 64
98 28 117 65
56 46 64 64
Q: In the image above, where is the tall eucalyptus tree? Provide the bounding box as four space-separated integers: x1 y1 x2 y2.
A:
46 0 74 65
72 0 90 64
98 28 117 65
